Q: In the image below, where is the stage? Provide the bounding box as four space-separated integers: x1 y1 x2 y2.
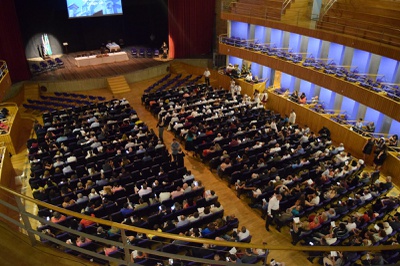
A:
27 46 172 82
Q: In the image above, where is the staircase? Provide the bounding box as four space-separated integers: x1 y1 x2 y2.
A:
281 0 313 27
107 76 131 96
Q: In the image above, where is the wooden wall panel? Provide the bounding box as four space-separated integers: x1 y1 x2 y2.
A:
0 147 18 230
384 153 400 179
219 44 400 121
0 71 11 102
221 12 400 61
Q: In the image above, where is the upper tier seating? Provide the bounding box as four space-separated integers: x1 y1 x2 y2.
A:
229 0 287 21
316 0 400 46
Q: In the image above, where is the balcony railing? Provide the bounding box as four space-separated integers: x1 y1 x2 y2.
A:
0 60 8 83
1 184 399 266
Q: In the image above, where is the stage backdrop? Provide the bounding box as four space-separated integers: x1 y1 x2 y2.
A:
168 0 216 58
0 0 31 82
14 0 169 58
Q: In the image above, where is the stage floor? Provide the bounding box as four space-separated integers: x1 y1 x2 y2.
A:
27 46 172 82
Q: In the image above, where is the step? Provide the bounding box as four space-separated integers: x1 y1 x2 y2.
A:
107 76 131 96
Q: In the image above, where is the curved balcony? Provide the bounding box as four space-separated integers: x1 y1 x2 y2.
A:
0 60 11 101
218 38 400 122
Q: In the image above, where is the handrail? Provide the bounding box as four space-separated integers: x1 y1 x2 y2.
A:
1 184 400 254
321 0 337 18
0 60 8 83
281 0 293 14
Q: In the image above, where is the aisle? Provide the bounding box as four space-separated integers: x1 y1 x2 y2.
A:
126 78 314 265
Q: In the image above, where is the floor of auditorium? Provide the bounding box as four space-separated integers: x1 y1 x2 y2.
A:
3 75 399 266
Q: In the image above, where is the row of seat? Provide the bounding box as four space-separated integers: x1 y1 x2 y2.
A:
131 48 160 58
30 58 64 75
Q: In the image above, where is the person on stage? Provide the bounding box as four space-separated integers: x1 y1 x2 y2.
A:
161 42 168 59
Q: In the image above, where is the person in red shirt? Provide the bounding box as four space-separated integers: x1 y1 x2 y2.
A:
51 212 66 223
79 212 96 228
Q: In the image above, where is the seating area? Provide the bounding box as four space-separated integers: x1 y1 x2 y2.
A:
143 76 400 265
23 92 106 113
221 36 400 103
27 97 269 265
30 58 65 76
316 0 400 46
131 47 160 58
229 0 287 21
142 73 203 95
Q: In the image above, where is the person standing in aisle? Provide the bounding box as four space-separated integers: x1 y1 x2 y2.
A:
156 117 165 143
288 109 296 125
171 138 181 162
204 68 211 86
265 193 282 232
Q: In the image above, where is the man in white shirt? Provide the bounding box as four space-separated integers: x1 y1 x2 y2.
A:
137 184 152 198
213 133 224 142
182 171 195 183
288 109 296 125
345 217 357 232
158 191 171 203
237 226 250 241
203 68 211 86
234 84 242 95
266 193 282 231
245 72 253 82
306 193 320 206
67 155 77 163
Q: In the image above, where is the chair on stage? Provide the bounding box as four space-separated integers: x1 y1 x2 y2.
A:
55 58 64 68
146 48 152 58
131 48 138 57
154 49 159 58
31 63 42 75
139 48 145 58
39 61 49 71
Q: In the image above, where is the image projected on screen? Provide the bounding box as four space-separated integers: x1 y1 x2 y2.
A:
67 0 123 18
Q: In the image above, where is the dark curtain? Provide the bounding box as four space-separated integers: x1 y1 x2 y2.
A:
168 0 215 58
0 0 31 82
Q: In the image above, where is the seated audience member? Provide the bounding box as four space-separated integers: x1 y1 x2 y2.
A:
176 215 190 227
76 236 92 247
171 186 184 199
131 250 148 263
76 193 88 204
210 201 224 213
136 183 152 198
88 188 99 200
104 245 119 256
245 72 253 82
182 170 195 182
51 212 66 223
237 226 250 241
79 212 96 228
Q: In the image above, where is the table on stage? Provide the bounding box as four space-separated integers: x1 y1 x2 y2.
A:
74 52 129 67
